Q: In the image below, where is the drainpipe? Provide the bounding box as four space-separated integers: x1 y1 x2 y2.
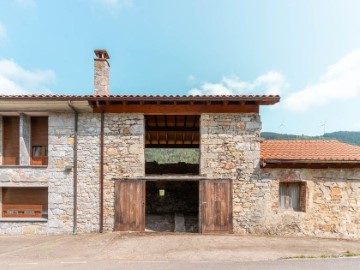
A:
68 101 78 235
99 110 104 233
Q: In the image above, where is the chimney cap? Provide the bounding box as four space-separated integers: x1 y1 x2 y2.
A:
94 49 110 59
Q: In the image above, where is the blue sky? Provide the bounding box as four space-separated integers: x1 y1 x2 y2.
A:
1 0 360 135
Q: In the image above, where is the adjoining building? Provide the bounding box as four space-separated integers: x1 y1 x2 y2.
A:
0 50 359 238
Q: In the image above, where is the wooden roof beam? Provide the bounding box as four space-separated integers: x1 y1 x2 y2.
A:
145 144 199 149
93 104 259 114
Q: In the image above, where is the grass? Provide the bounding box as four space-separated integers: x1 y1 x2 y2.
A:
284 251 360 260
343 250 359 257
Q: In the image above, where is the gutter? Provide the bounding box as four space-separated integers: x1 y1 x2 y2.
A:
261 159 360 168
263 159 360 165
68 101 78 235
99 108 104 233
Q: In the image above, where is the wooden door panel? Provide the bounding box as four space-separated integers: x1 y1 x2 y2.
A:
115 180 145 231
201 179 232 234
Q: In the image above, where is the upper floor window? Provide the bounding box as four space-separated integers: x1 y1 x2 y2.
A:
30 117 48 165
2 116 20 165
1 116 48 166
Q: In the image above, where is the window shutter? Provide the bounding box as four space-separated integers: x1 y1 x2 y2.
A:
299 182 307 212
3 116 20 165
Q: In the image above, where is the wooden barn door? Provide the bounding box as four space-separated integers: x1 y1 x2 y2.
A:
200 179 232 234
114 180 145 231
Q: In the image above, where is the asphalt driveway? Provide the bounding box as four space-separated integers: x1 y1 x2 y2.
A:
0 232 359 267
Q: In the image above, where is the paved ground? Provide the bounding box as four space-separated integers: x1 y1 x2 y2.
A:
2 258 360 270
0 233 359 269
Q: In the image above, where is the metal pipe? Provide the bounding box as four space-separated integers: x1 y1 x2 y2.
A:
68 101 78 235
99 110 104 233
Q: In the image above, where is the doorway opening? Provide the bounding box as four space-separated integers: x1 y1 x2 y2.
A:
145 180 199 233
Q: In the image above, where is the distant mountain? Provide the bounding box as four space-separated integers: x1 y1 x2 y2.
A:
261 131 360 146
323 131 360 146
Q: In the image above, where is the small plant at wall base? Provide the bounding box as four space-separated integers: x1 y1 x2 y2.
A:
284 251 360 259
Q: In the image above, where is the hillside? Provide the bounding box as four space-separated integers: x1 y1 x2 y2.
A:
261 131 360 146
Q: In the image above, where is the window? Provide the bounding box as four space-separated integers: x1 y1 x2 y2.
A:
30 117 48 165
2 116 20 165
279 182 306 211
31 146 48 165
2 116 48 166
1 187 48 219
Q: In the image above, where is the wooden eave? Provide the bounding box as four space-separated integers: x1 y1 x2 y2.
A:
90 96 280 114
0 95 280 114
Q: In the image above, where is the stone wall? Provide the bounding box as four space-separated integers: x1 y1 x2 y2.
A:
0 116 2 166
19 114 31 166
254 167 360 239
103 113 145 231
200 113 262 233
76 113 101 233
0 113 75 235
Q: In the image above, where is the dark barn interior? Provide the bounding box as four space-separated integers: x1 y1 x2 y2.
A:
144 115 200 232
145 181 199 233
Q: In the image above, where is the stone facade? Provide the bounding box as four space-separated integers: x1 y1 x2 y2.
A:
76 113 101 233
0 113 75 235
200 113 263 233
253 168 360 239
103 113 145 231
19 113 31 166
1 110 359 239
0 116 2 166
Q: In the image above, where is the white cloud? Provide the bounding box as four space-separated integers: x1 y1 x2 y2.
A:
188 71 288 96
0 22 7 41
14 0 37 8
0 59 56 94
285 49 360 112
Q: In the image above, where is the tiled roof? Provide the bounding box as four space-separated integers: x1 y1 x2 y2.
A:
0 94 280 106
261 140 360 162
0 94 279 100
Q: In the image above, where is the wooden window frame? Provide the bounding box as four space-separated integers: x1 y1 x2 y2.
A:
31 145 48 166
279 182 306 212
30 116 49 166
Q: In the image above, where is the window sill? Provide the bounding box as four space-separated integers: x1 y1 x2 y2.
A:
0 218 48 222
276 208 305 213
0 165 48 169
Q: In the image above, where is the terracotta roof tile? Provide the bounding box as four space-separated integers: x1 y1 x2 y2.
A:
0 94 279 99
0 94 280 105
261 140 360 162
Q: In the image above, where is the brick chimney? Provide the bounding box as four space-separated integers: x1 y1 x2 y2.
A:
94 49 110 96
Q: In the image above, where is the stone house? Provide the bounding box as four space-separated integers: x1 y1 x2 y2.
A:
0 50 359 238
